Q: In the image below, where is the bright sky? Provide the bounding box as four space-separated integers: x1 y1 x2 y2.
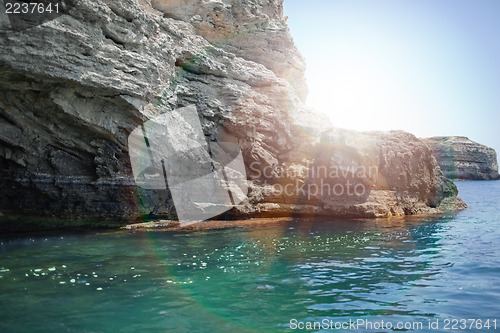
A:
284 0 500 160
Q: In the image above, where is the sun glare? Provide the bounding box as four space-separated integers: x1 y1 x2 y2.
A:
306 57 405 132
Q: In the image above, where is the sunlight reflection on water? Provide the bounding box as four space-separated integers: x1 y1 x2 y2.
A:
0 181 499 332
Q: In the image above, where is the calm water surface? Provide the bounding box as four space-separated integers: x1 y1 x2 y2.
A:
1 181 499 332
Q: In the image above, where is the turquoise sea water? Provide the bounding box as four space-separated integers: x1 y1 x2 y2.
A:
1 181 499 332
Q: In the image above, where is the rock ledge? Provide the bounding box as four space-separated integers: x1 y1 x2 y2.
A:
425 136 500 180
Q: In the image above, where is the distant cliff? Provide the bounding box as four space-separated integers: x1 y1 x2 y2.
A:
425 137 500 180
0 0 465 230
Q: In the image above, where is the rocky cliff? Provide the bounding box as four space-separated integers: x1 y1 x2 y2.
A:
425 136 500 180
0 0 465 229
233 128 465 219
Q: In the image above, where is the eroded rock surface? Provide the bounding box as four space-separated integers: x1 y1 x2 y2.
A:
424 136 500 180
0 0 465 229
234 128 465 219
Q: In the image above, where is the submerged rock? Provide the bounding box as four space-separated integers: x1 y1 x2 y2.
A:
0 0 465 229
424 137 500 180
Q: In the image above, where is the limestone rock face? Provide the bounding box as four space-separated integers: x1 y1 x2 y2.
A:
233 128 465 219
425 137 500 180
0 0 464 229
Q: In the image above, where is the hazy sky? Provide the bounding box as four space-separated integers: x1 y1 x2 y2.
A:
284 0 500 160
